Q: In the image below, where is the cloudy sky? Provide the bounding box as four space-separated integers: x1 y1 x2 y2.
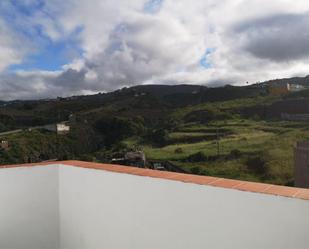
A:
0 0 309 100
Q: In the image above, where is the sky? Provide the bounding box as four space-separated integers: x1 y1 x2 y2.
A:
0 0 309 100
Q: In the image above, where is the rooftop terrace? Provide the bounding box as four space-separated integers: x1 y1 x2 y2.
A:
1 161 309 248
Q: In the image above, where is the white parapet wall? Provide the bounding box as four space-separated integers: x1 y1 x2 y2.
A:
0 165 59 249
0 163 309 249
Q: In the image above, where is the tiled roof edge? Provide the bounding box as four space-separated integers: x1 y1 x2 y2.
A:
1 160 309 201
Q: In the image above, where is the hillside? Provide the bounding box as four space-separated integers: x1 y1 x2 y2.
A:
261 75 309 87
1 75 309 186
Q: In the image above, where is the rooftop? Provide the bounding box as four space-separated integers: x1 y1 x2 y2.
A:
0 161 309 249
2 160 309 200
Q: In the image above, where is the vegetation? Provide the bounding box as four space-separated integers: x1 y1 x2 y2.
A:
1 76 309 186
0 124 101 165
143 119 309 185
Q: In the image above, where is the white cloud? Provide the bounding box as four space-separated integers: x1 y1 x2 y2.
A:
1 0 309 100
0 19 29 72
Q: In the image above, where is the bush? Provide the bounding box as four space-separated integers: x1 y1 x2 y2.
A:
95 116 144 146
230 149 241 158
144 129 168 147
174 147 183 154
186 151 207 162
246 156 268 175
190 166 201 175
0 122 7 132
253 114 260 121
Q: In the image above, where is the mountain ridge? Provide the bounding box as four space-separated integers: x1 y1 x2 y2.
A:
1 74 309 103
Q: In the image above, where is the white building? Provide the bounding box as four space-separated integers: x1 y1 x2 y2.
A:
0 161 308 249
287 83 305 92
0 140 9 150
44 123 70 135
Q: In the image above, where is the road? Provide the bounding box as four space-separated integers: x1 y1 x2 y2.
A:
0 120 69 138
0 126 46 137
0 129 23 137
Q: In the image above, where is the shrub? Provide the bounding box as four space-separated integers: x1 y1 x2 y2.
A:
252 114 260 121
144 128 168 147
186 151 207 162
190 166 201 175
95 116 144 146
246 156 267 175
0 122 7 132
230 149 241 158
174 147 183 154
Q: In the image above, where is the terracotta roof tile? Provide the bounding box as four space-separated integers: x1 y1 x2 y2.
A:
234 181 273 193
1 160 309 201
294 189 309 200
262 185 300 198
209 178 244 189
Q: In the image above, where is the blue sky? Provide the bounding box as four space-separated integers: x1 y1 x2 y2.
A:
2 0 83 72
9 35 84 71
143 0 164 14
0 0 308 100
4 0 210 72
200 48 215 69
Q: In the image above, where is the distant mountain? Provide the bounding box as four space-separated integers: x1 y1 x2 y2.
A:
121 84 208 97
260 75 309 87
1 74 309 185
112 83 267 107
1 74 309 103
1 74 309 131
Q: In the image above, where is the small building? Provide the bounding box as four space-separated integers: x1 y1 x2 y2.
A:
0 140 9 150
268 84 290 95
294 141 309 188
111 151 146 168
124 151 146 168
288 83 305 92
44 123 70 135
55 123 70 135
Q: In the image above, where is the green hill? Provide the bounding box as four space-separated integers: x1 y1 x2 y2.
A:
1 75 309 186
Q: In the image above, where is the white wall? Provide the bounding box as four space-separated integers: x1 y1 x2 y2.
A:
59 165 309 249
0 165 59 249
0 164 309 249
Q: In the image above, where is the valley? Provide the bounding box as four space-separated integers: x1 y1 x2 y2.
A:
1 76 309 186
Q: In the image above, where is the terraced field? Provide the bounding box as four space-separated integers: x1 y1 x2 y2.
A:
144 119 309 185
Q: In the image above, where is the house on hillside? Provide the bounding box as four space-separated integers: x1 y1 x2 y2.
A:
0 140 9 150
43 123 70 135
268 83 290 95
288 83 305 92
124 151 146 167
111 151 146 168
269 83 306 95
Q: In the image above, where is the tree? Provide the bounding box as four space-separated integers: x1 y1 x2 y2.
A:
95 116 144 146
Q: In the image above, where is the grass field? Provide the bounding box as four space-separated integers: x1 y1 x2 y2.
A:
2 87 308 187
142 119 309 185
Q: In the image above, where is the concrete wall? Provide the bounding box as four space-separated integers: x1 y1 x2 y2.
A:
0 165 59 249
295 141 309 188
59 165 309 249
282 113 309 121
1 164 309 249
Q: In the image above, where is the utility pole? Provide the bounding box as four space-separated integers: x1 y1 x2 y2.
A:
216 125 220 156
